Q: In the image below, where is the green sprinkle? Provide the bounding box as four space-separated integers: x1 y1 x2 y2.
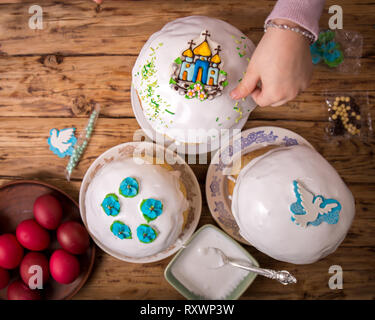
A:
219 70 227 75
169 77 177 85
222 80 228 87
174 57 182 65
216 117 219 122
238 52 244 58
165 109 175 115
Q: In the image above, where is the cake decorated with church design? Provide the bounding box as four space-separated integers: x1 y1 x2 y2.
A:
132 16 256 145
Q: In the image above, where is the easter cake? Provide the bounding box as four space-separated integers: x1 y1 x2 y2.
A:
132 16 256 145
229 144 355 264
84 156 189 259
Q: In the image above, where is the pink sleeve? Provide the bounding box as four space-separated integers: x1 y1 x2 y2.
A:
266 0 326 41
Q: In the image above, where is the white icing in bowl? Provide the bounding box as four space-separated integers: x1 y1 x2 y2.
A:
169 225 256 300
231 145 356 264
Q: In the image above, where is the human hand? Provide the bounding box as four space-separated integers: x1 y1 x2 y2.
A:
93 0 102 4
230 19 313 107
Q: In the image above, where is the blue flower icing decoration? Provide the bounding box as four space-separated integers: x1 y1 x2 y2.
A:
110 221 132 239
101 193 121 216
290 180 341 228
140 198 163 222
310 30 343 68
137 224 157 243
119 177 139 198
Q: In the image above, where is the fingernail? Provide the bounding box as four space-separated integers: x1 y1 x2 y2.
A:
230 90 240 100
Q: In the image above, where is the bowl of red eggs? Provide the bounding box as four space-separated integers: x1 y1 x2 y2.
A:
0 180 95 300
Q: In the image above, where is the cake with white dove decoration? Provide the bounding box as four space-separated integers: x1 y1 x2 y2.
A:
84 156 189 258
132 16 256 144
228 144 355 264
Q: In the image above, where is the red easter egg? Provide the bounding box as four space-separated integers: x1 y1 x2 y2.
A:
0 234 24 269
57 221 90 255
0 267 10 289
49 249 80 284
20 252 49 286
7 280 41 300
33 194 63 230
16 219 50 251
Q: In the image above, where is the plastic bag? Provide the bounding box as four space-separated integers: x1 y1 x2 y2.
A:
311 29 363 74
325 92 372 141
66 104 100 181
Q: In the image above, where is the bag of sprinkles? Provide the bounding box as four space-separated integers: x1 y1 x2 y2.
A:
66 104 100 181
325 92 372 141
310 29 363 73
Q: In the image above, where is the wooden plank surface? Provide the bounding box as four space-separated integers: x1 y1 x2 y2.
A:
0 0 374 300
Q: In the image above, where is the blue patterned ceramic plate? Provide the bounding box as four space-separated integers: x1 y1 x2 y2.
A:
205 126 314 244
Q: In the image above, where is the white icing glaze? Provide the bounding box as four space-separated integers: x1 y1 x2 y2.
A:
231 145 355 264
85 158 189 258
132 16 256 143
171 226 250 299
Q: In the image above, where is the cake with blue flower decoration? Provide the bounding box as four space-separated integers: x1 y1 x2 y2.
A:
228 145 355 264
132 16 256 145
84 156 189 258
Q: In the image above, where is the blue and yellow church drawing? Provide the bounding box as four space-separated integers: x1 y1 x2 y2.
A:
170 30 228 101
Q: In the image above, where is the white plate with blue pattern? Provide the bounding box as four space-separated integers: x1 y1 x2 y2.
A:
205 126 314 244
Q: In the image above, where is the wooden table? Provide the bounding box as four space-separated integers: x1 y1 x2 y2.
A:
0 0 374 300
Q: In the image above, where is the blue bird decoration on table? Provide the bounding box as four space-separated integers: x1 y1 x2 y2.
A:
290 180 341 228
47 127 77 158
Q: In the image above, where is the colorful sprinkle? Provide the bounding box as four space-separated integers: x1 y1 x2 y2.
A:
165 109 175 115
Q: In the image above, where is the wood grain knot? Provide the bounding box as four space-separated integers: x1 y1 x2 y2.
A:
39 54 64 69
95 4 102 13
72 95 95 116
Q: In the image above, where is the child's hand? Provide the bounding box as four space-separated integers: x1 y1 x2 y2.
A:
230 19 313 107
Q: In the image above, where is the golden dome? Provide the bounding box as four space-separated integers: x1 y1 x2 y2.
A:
193 41 211 57
211 54 221 64
182 48 193 58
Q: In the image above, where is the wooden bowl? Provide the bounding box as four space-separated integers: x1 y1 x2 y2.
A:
0 180 95 300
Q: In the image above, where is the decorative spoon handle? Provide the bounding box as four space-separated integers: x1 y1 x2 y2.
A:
228 260 297 285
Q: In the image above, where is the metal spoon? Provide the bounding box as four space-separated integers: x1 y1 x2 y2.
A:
208 247 297 286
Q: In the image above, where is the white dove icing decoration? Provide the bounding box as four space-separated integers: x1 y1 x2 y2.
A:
47 128 77 158
290 180 341 228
